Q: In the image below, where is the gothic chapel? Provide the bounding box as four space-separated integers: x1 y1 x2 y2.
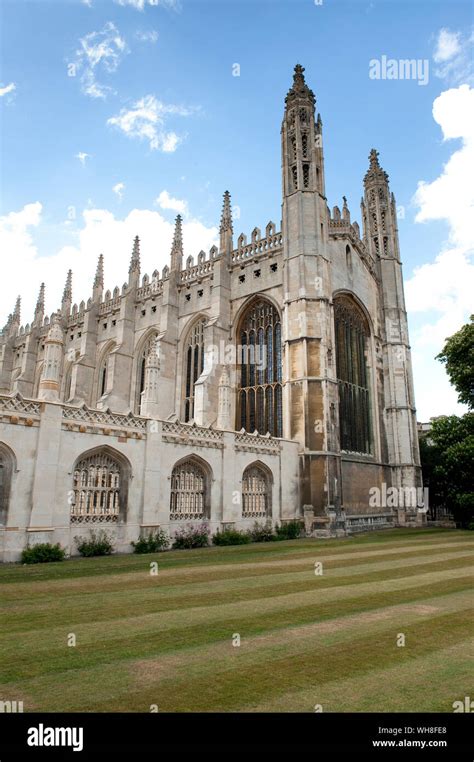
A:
0 66 422 560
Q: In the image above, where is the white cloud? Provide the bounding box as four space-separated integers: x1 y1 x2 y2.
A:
0 82 16 97
0 203 217 327
413 85 474 250
135 30 159 43
112 182 125 200
406 84 474 419
75 152 91 166
155 190 188 215
114 0 179 10
107 95 193 152
433 29 461 63
433 27 473 85
71 22 128 99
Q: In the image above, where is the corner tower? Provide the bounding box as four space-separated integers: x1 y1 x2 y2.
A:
281 65 338 518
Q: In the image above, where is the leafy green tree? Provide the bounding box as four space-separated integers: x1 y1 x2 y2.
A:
436 315 474 409
421 415 474 527
419 316 474 527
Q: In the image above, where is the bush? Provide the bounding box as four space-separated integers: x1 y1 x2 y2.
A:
21 543 65 564
75 530 114 557
212 528 251 546
467 521 474 531
275 520 304 541
249 521 276 543
132 529 170 554
172 523 210 549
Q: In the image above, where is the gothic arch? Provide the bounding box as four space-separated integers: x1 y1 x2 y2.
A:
232 293 282 342
0 443 16 526
333 292 372 454
133 329 159 414
332 289 373 334
181 316 207 422
241 460 273 520
71 446 131 523
169 454 212 521
235 296 283 437
94 341 116 404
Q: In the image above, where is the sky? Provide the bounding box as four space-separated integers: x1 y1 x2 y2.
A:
0 0 473 421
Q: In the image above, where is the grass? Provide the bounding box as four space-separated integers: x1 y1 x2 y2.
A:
0 528 472 712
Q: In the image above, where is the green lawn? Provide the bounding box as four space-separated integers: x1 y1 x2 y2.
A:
0 528 472 712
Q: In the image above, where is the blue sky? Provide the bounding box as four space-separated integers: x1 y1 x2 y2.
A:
0 0 473 419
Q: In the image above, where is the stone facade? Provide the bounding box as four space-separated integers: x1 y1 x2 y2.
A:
0 65 422 561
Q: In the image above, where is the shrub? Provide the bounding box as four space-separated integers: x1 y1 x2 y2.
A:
173 523 210 549
132 529 170 554
21 543 65 564
249 521 276 542
467 521 474 531
75 530 114 557
275 520 304 540
212 528 251 546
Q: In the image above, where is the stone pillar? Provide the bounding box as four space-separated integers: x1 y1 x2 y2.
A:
140 339 160 419
216 366 231 430
38 314 64 402
29 403 63 528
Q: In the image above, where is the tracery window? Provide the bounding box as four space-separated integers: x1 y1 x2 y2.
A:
183 319 206 422
71 451 124 523
334 296 372 454
241 464 271 519
170 458 208 521
0 444 13 526
237 299 282 437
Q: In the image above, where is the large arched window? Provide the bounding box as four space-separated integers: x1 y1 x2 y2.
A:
334 295 372 454
170 457 210 521
183 319 206 422
237 298 282 437
241 463 271 519
136 332 159 414
71 449 128 523
0 444 14 526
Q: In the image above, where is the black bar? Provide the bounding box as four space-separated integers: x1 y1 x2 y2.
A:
0 712 472 758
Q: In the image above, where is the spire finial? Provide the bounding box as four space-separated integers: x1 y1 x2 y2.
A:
94 254 104 289
369 148 380 168
129 235 140 275
13 295 21 323
220 190 233 234
62 269 72 303
170 215 183 270
285 63 315 106
364 148 389 184
35 283 45 315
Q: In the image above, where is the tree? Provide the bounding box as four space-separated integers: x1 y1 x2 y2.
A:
436 314 474 409
419 316 474 527
420 414 474 527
